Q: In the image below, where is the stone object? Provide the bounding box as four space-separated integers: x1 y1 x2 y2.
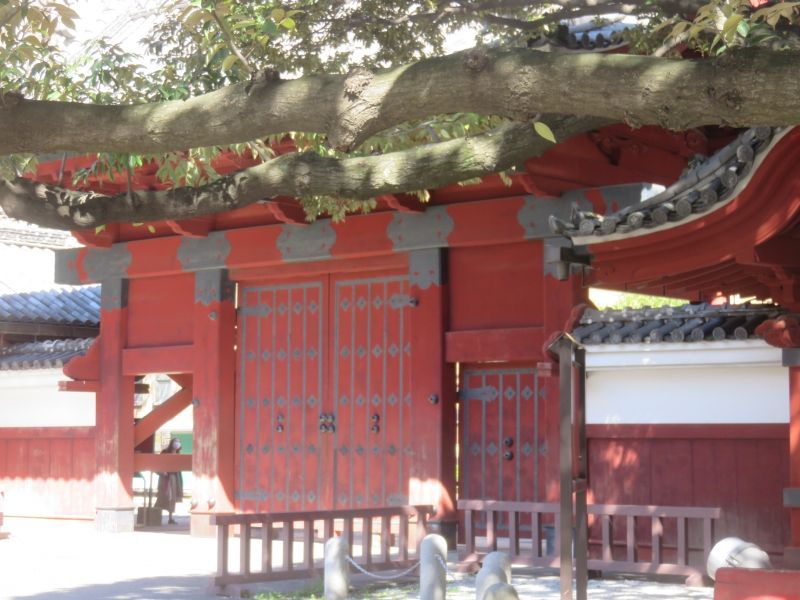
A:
324 536 350 600
483 582 520 600
707 537 772 580
420 533 447 600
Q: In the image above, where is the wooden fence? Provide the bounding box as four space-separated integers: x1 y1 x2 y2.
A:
211 505 433 586
459 499 720 578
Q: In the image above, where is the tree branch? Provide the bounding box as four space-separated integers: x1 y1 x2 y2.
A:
211 9 252 75
0 115 608 230
2 46 798 157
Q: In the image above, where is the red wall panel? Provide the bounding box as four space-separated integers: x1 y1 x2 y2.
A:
0 428 96 518
127 274 194 347
588 427 790 556
448 242 544 331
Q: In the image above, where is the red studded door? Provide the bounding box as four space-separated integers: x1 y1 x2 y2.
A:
459 366 545 504
236 279 329 512
330 272 413 509
236 269 415 512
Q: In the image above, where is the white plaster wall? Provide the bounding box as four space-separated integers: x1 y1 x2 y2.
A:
586 365 789 424
0 244 62 294
0 369 95 427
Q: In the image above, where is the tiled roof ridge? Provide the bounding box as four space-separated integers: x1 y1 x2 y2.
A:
0 337 94 356
573 302 784 344
550 126 788 242
527 18 633 53
0 285 100 326
0 207 74 249
0 337 94 370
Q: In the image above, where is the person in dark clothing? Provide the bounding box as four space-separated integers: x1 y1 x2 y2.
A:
154 437 183 524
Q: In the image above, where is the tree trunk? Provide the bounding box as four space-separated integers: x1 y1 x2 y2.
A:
1 47 798 156
0 116 607 229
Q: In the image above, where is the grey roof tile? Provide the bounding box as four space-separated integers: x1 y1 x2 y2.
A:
0 338 94 370
572 303 781 344
550 127 783 243
0 286 100 326
0 207 75 248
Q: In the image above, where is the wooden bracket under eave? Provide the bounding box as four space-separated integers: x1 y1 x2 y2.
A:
262 200 308 224
59 379 100 392
378 194 426 213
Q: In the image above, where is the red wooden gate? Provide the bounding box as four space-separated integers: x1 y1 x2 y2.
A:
459 367 544 508
236 270 414 513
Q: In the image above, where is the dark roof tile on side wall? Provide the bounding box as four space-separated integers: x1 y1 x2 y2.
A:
0 338 94 370
572 303 783 344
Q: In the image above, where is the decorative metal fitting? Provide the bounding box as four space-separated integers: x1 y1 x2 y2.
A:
428 394 439 405
504 437 514 447
503 451 514 461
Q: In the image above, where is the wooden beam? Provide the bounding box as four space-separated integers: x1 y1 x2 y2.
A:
122 344 194 375
0 426 94 439
165 217 212 237
0 321 98 338
168 373 193 389
59 379 100 393
134 387 193 446
445 326 545 363
134 452 192 472
72 224 118 248
586 423 788 440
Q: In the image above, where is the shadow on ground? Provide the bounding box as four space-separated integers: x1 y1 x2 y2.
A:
11 575 220 600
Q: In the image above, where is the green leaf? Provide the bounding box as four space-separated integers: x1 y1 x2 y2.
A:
220 53 238 73
184 9 207 30
736 19 750 38
279 17 295 29
147 225 156 233
722 14 743 38
271 8 285 21
95 225 106 234
261 19 279 36
533 121 556 143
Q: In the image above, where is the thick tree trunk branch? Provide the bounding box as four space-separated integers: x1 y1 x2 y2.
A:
0 115 607 230
2 47 799 156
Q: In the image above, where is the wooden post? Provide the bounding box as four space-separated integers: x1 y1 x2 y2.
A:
574 347 588 600
191 269 236 536
558 339 573 600
408 249 457 546
95 278 136 532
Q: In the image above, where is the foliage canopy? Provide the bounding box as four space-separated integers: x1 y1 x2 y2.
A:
1 0 800 227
